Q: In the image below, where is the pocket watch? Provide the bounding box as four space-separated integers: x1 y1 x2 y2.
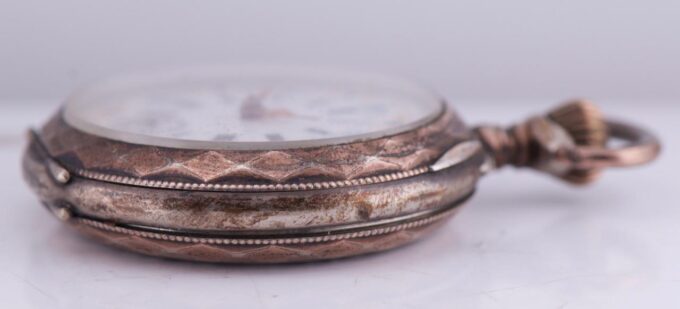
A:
22 67 660 263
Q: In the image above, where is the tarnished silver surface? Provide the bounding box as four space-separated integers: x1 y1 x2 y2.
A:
23 107 485 263
39 109 469 185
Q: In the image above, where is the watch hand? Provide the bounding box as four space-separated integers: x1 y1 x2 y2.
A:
239 91 295 120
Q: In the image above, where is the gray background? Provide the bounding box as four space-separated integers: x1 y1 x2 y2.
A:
1 2 679 309
1 0 679 101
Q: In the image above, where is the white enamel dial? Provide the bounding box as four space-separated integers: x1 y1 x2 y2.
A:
63 67 444 150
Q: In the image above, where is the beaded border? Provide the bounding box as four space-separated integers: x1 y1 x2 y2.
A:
76 207 454 246
74 166 431 192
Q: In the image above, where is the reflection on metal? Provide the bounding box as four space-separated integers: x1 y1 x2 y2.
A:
47 160 70 184
430 140 482 172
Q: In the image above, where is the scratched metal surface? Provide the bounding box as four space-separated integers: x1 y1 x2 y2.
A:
1 101 677 308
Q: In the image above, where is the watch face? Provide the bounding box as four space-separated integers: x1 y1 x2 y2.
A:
63 66 444 150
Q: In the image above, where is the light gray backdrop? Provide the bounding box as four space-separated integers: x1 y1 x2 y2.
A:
1 2 679 308
1 0 678 102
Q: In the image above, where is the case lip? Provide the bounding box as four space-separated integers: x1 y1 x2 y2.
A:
36 106 476 187
29 128 484 192
68 190 473 245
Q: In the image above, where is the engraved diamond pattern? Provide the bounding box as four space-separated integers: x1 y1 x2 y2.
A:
40 110 470 184
77 221 444 263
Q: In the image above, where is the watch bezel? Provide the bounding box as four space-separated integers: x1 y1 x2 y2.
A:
62 66 446 150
